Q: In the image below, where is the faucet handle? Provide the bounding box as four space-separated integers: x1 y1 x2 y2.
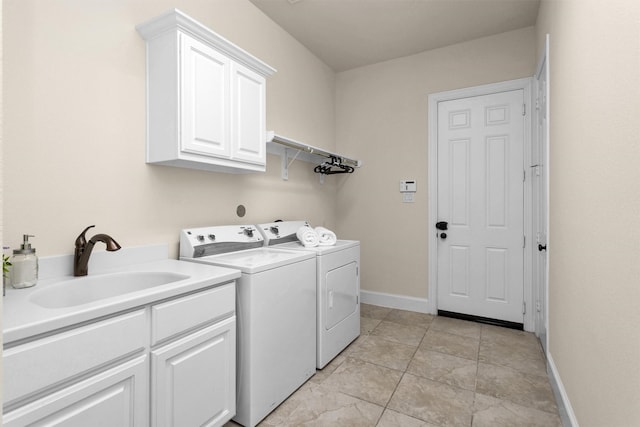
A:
75 225 96 247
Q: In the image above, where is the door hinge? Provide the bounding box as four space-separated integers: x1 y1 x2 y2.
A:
522 103 526 116
523 301 526 315
535 97 540 110
523 235 526 248
523 170 526 182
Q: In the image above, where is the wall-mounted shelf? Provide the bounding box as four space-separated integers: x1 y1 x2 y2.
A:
266 131 362 181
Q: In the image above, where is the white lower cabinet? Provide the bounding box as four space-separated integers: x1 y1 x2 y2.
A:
3 282 236 427
152 317 236 427
3 355 149 427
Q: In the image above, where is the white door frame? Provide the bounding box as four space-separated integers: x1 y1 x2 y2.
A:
428 77 534 331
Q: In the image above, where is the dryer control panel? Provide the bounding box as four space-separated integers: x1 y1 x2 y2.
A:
257 221 310 246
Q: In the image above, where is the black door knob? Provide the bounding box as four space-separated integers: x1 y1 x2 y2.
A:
440 232 447 239
436 221 448 231
538 244 547 252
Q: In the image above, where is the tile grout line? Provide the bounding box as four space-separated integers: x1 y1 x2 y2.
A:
469 325 485 427
374 310 433 426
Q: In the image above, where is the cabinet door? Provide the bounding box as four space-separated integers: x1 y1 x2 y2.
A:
152 317 236 427
3 355 148 427
230 61 266 165
180 34 231 159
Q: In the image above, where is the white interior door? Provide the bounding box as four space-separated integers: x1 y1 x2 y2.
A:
533 35 550 353
436 89 525 324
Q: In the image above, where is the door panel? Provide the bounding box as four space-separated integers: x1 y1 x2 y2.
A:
450 139 470 226
230 62 266 165
325 262 358 330
486 135 508 227
4 356 148 427
437 90 525 323
534 38 549 352
486 248 507 301
181 35 230 158
449 246 470 296
152 319 236 427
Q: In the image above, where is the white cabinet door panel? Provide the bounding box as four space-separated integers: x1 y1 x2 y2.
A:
231 62 266 165
3 355 148 427
152 317 236 427
181 34 230 159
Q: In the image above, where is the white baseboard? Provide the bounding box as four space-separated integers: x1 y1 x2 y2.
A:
547 352 579 427
360 290 434 314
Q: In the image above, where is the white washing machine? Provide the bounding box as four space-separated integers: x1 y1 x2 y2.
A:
257 221 360 369
180 225 316 427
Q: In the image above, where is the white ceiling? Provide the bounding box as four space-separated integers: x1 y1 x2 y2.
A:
249 0 540 72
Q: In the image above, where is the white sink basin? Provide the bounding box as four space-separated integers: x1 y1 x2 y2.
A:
30 271 190 308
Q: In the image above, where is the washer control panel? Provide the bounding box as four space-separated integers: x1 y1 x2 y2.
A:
180 225 263 258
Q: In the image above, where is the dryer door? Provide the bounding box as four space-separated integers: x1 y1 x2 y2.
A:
325 261 358 330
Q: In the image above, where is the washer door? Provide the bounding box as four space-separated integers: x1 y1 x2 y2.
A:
325 262 358 330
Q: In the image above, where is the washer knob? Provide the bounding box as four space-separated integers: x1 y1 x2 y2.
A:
208 234 216 241
244 229 254 238
196 235 205 242
270 226 279 235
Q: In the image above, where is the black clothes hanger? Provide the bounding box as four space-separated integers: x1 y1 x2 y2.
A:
313 156 355 175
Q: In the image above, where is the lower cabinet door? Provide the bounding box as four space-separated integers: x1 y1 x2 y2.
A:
3 355 149 427
152 316 236 427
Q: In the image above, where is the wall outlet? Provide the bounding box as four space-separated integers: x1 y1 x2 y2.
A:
402 193 415 203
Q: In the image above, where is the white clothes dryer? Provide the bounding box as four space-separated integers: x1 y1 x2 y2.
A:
180 225 316 427
257 221 360 369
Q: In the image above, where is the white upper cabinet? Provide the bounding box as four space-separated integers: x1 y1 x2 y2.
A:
137 9 276 173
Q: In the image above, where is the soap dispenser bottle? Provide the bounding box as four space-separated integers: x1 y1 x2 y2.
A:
11 234 38 289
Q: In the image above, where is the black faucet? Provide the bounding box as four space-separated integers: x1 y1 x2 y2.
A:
74 225 121 276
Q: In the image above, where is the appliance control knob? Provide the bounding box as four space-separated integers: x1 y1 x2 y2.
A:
270 226 279 235
244 229 254 237
208 234 216 241
196 235 205 242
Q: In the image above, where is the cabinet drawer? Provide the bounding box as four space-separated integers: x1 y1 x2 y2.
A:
151 282 235 345
4 309 147 406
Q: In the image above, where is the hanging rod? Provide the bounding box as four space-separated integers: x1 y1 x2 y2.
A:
266 131 362 169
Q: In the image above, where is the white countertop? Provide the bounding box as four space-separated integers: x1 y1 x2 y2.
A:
3 245 241 344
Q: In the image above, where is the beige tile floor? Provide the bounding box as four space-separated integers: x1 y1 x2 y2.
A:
227 303 562 427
